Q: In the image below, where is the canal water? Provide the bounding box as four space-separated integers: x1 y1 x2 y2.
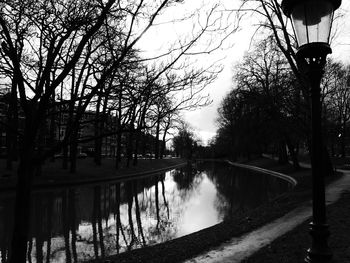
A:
0 161 292 262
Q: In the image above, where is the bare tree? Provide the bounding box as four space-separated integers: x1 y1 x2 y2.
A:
0 0 189 260
238 0 335 173
323 61 350 157
0 1 239 261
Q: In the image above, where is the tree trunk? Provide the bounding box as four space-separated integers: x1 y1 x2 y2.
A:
115 89 122 169
341 119 346 158
9 141 35 263
36 124 46 177
322 146 334 177
49 91 56 162
94 88 103 166
154 119 160 159
69 129 79 174
6 79 19 170
5 120 13 170
160 122 170 159
278 140 288 164
115 130 122 169
133 129 141 166
126 128 134 168
285 136 300 170
62 144 69 169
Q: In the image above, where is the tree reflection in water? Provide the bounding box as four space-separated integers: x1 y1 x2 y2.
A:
0 162 291 262
202 162 289 221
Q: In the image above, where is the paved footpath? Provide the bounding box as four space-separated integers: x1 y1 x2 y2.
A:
183 165 350 263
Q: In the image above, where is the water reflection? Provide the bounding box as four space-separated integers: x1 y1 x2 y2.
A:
0 162 291 262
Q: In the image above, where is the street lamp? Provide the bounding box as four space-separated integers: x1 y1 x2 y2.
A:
281 0 341 262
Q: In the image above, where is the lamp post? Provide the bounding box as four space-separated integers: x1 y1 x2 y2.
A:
281 0 341 262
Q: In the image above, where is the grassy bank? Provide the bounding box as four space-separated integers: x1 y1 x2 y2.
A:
0 158 187 190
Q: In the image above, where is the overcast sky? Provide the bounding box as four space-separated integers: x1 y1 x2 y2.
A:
138 0 350 145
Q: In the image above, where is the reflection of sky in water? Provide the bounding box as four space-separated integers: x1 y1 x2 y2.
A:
0 162 291 263
177 177 219 236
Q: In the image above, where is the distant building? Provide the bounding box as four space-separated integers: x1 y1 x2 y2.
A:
0 93 118 158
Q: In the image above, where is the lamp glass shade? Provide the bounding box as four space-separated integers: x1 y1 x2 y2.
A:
291 0 334 47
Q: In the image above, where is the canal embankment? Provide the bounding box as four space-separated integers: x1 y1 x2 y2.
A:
1 157 346 263
183 159 349 263
92 157 339 263
0 158 187 192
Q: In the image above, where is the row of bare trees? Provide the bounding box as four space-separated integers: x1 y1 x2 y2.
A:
0 1 238 261
214 37 303 166
213 36 350 169
210 0 348 171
